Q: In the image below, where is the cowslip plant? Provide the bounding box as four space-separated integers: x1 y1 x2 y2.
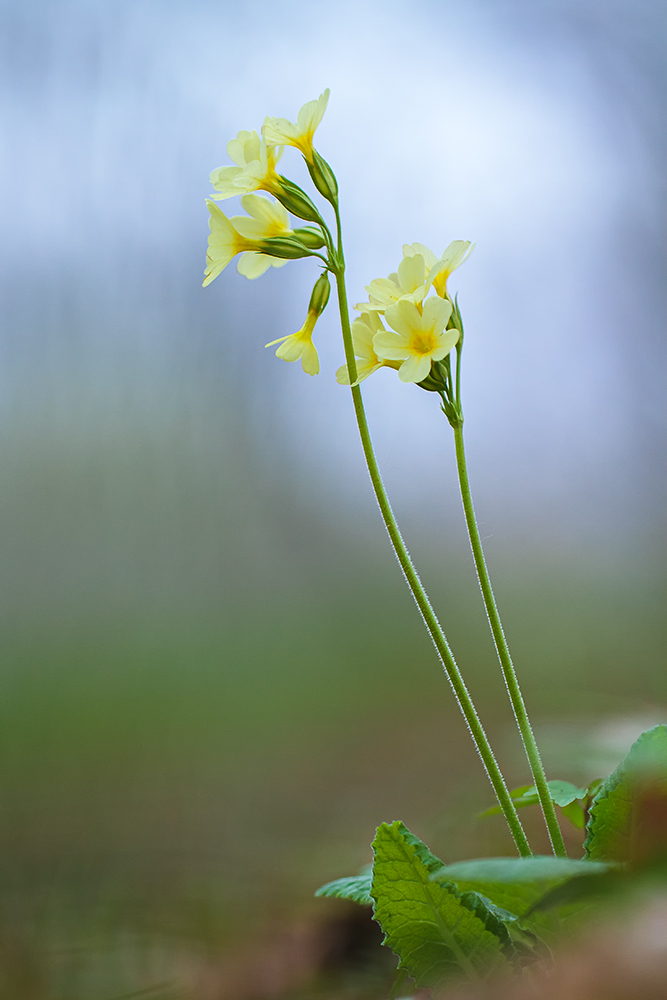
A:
204 91 667 990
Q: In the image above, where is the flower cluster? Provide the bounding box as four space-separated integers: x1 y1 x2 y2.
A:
204 92 335 374
203 90 473 388
338 241 473 385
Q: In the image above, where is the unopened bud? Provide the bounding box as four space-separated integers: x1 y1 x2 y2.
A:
417 373 445 393
448 295 464 337
306 149 338 205
417 360 447 393
308 273 331 317
293 227 327 249
258 237 313 260
274 177 324 224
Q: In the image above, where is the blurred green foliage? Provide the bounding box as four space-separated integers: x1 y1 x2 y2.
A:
0 415 663 997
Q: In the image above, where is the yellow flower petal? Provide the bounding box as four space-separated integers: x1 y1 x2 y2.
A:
262 90 330 162
373 330 411 361
378 293 458 380
210 131 282 199
267 311 320 376
398 354 432 383
427 241 475 297
203 201 254 286
403 242 437 271
237 252 288 279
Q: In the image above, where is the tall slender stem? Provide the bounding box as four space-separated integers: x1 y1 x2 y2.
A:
330 230 531 856
452 424 567 858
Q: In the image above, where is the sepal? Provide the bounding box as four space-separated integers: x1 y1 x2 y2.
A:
308 272 331 316
292 227 327 249
257 237 315 259
274 177 324 224
306 149 338 204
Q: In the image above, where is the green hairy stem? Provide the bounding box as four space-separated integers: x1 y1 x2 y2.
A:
330 209 532 858
452 425 567 857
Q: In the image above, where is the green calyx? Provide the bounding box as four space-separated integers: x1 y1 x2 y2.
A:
418 361 449 394
257 237 315 259
292 227 327 249
274 176 324 224
417 358 463 428
306 148 338 205
308 272 331 317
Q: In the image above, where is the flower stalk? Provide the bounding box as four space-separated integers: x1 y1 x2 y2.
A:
330 208 532 858
451 422 568 857
202 89 564 860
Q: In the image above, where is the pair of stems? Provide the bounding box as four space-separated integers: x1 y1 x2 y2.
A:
327 205 566 859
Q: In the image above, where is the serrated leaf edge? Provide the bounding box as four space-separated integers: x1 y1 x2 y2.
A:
371 821 507 984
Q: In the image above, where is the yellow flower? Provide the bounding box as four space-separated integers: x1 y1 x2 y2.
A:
373 296 460 383
427 241 474 297
203 201 255 287
209 130 283 200
262 90 330 164
234 194 293 279
336 312 400 385
203 195 298 286
403 240 474 298
266 312 320 376
356 254 428 314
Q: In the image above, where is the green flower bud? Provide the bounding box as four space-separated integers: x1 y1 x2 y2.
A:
448 295 464 338
417 360 448 393
417 372 446 393
308 272 331 317
441 400 463 429
274 177 324 224
257 237 313 260
292 227 327 249
306 149 338 205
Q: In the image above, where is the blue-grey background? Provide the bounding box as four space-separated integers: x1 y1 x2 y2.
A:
0 0 665 996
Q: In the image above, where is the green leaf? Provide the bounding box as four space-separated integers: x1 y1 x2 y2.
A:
315 874 373 906
560 800 586 829
585 724 667 863
547 780 588 806
479 780 587 819
429 856 611 920
527 869 625 914
370 821 509 986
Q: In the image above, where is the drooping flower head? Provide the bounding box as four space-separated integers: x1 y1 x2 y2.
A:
233 194 293 279
203 195 296 286
336 312 400 386
209 130 283 200
265 273 331 377
263 90 330 164
203 202 255 287
266 312 320 376
373 296 460 383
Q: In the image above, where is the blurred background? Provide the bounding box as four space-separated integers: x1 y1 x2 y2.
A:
1 0 665 995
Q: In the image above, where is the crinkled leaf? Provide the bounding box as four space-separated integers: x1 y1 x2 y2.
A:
585 725 667 863
370 821 509 987
430 856 611 920
315 874 373 906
